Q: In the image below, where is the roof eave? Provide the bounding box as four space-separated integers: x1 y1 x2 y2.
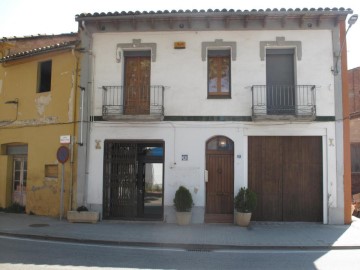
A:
75 8 353 22
0 41 79 63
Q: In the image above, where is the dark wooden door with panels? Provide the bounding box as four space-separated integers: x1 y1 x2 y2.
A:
248 136 323 222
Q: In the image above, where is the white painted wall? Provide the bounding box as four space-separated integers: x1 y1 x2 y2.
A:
86 121 337 223
91 30 334 117
85 28 343 223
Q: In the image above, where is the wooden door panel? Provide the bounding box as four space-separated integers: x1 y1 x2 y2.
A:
206 154 234 215
249 137 282 221
124 56 150 115
282 137 323 222
248 136 323 222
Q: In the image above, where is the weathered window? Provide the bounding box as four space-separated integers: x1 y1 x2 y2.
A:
208 50 231 98
37 60 52 93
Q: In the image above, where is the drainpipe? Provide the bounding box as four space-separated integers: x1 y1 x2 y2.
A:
79 86 85 146
78 20 93 208
68 48 80 211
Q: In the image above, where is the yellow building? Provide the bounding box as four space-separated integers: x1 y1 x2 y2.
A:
0 34 80 217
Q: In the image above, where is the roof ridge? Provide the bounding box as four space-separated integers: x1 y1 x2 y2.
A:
1 32 78 42
0 40 79 63
75 7 353 19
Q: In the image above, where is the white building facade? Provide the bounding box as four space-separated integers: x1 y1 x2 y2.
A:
76 8 353 224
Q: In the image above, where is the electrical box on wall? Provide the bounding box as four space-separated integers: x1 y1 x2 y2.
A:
174 42 186 49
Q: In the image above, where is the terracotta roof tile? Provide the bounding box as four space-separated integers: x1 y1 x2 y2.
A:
0 40 79 63
75 7 352 20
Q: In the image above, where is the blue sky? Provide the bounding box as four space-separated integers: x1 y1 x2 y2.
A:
0 0 359 68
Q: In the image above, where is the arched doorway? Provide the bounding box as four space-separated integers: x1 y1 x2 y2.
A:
205 136 234 223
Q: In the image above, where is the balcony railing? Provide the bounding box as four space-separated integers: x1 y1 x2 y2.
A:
102 85 164 120
251 85 316 120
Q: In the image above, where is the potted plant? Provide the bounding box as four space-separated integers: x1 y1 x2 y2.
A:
67 206 99 223
173 186 193 225
234 187 257 227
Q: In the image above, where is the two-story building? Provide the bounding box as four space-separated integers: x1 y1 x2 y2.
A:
0 34 80 217
75 8 353 224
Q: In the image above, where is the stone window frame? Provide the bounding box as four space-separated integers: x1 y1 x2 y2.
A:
201 39 237 61
259 37 302 61
116 39 157 63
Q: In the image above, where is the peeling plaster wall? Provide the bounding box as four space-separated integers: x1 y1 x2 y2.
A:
68 72 75 122
35 94 52 116
0 49 80 217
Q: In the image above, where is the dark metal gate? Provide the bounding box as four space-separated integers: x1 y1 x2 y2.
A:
103 142 137 218
103 141 164 220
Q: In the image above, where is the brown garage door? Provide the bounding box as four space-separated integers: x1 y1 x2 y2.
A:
248 136 323 222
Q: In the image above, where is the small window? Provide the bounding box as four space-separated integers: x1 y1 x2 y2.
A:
37 60 52 93
208 50 231 98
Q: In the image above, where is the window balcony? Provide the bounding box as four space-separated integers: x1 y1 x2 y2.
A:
251 85 316 121
102 85 164 121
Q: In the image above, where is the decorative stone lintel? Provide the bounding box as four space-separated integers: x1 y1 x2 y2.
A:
116 39 157 62
260 36 302 61
201 39 237 61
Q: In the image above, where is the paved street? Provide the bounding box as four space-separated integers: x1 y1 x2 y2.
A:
1 235 360 270
0 213 360 269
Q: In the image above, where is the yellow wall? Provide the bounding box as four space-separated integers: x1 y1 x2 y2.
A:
0 155 13 208
0 48 80 216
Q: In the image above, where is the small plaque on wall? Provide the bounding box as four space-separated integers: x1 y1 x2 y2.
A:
174 42 186 49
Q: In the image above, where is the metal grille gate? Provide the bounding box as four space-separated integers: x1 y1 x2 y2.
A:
103 140 164 220
103 142 138 219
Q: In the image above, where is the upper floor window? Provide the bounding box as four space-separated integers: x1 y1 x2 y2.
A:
208 50 231 98
37 60 52 93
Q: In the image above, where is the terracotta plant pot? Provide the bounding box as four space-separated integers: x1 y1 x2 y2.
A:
175 211 192 225
235 211 252 227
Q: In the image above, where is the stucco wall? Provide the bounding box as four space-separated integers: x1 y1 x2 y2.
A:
0 49 79 216
80 27 345 224
86 121 337 223
0 155 12 208
90 30 335 117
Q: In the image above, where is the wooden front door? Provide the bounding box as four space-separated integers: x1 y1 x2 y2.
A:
205 136 234 223
124 56 150 115
248 136 323 222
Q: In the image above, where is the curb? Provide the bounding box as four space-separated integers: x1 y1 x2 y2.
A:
1 231 360 251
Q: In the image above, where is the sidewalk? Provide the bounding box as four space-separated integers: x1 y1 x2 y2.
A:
1 212 360 250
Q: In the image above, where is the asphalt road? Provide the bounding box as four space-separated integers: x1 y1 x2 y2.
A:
0 235 359 270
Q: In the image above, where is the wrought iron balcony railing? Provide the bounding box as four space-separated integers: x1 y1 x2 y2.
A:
102 85 164 119
251 85 316 120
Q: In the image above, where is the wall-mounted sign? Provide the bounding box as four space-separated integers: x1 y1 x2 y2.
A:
174 42 186 49
60 135 71 144
57 146 70 164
